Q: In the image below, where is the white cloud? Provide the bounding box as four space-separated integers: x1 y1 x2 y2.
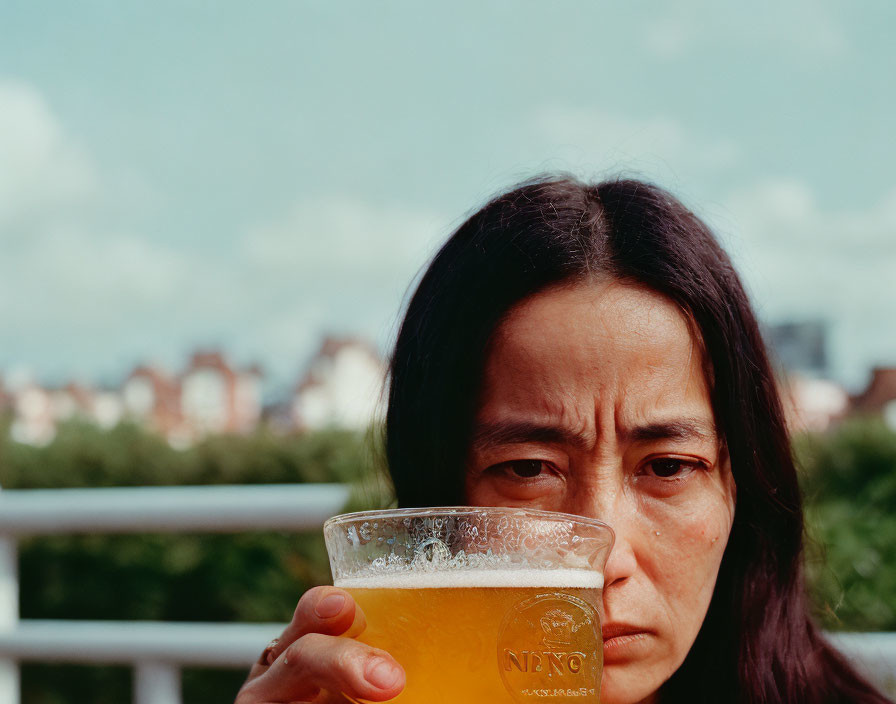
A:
0 224 195 343
642 1 849 59
0 79 167 325
643 17 696 59
716 177 896 387
722 177 896 261
530 106 741 181
0 79 208 378
236 195 449 374
243 195 445 283
0 79 99 228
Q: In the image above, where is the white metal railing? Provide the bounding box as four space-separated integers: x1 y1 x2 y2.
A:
0 483 350 704
828 632 896 693
0 484 894 703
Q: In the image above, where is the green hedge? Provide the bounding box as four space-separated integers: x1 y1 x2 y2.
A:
0 416 893 703
796 418 896 631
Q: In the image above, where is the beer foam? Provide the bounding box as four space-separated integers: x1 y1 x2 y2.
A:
335 567 604 590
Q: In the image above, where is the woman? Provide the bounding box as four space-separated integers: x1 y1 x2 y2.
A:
237 177 891 703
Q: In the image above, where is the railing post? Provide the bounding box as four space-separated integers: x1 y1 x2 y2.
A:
134 661 181 704
0 486 20 704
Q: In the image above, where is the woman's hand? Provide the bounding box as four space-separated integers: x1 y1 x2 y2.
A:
235 586 406 703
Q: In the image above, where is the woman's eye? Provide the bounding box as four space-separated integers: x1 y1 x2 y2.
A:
490 459 550 479
644 458 703 479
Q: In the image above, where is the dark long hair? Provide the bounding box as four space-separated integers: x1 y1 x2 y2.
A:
385 176 890 703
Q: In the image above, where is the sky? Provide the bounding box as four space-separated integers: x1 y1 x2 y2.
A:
1 0 894 395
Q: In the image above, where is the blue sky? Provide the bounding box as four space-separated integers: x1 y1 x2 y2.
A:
1 1 894 393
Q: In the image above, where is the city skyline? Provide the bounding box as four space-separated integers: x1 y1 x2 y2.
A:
2 336 387 446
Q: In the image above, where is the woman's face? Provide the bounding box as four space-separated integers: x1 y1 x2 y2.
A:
464 279 736 704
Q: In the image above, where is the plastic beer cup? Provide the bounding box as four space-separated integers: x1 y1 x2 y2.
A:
324 507 614 703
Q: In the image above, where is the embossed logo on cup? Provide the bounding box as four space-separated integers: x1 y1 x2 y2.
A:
497 593 602 703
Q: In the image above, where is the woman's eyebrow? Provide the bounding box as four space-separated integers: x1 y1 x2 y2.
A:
624 418 717 443
471 417 717 450
470 420 591 451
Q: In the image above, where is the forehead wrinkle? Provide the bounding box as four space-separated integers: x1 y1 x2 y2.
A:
474 389 598 451
528 390 596 443
558 395 596 445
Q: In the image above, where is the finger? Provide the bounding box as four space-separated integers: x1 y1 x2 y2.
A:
240 633 405 703
265 587 367 667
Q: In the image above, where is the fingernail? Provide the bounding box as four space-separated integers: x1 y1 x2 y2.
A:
314 593 346 618
365 658 401 689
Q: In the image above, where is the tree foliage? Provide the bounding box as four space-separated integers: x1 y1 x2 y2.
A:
796 418 896 632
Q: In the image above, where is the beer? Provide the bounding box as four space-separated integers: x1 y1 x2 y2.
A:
339 568 605 704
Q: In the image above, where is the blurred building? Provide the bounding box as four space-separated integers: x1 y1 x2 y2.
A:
850 367 896 431
9 382 56 446
291 336 386 431
180 352 263 437
8 380 125 446
765 320 854 434
5 336 388 445
778 373 850 434
766 320 829 378
6 351 264 447
122 365 183 438
90 387 126 429
125 352 264 446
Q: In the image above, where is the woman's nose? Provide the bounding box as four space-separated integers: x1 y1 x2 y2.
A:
602 527 637 587
565 488 638 587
